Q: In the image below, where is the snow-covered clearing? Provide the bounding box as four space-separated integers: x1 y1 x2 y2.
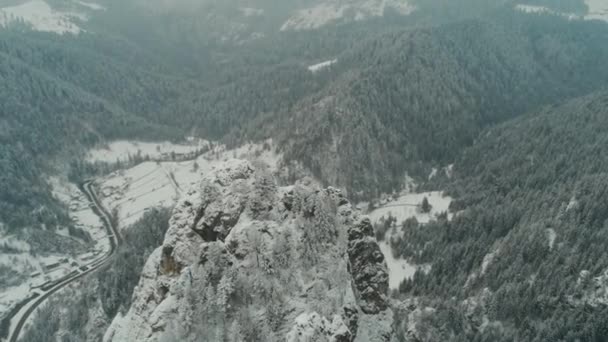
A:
515 1 608 22
0 0 97 34
546 228 557 250
86 139 209 164
368 191 452 225
95 141 281 230
308 59 337 73
515 4 551 13
75 0 105 11
281 0 414 31
368 190 452 290
585 0 608 21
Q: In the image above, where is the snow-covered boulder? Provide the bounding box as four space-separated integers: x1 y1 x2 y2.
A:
104 160 393 342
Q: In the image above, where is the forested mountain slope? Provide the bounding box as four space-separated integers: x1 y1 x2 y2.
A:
393 91 608 341
0 30 189 234
236 13 608 199
5 7 608 233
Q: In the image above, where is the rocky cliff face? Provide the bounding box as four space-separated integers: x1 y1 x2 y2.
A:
103 160 392 342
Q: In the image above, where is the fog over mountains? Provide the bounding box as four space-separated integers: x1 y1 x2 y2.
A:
2 0 608 341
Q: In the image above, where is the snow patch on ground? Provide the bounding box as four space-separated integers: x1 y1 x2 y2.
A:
572 269 608 307
287 312 349 342
281 0 415 31
0 0 92 34
378 241 430 290
239 7 263 17
368 191 452 225
368 191 452 290
481 251 497 275
546 228 557 250
515 4 551 13
75 0 105 11
566 196 579 211
515 1 608 22
308 59 337 73
86 139 209 164
585 0 608 21
95 141 281 230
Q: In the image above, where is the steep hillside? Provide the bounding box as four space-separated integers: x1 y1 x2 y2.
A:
104 160 393 342
390 91 608 340
251 13 608 199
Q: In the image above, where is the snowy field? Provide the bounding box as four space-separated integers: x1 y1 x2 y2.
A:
515 4 551 13
86 139 209 164
367 190 453 290
585 0 608 21
281 0 414 31
95 142 281 230
368 191 452 225
0 0 103 34
308 59 337 73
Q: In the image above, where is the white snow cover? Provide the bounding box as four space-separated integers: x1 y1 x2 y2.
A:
75 1 105 11
585 0 608 21
368 191 452 290
480 250 497 275
0 0 93 34
308 59 338 73
368 191 452 225
239 7 263 17
281 0 415 31
86 140 209 164
546 228 557 250
104 159 392 342
287 312 349 342
515 1 608 22
95 141 281 230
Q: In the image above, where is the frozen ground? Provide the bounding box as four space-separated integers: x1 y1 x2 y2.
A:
368 190 453 290
0 0 102 34
515 1 608 22
95 141 281 230
585 0 608 21
515 4 551 13
308 59 337 73
86 139 209 164
368 191 452 225
281 0 414 31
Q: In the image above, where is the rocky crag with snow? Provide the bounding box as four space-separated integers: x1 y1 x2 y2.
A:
104 160 392 342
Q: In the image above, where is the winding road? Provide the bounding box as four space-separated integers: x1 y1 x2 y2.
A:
6 181 121 342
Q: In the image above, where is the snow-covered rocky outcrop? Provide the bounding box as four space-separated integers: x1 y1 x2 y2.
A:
104 160 392 342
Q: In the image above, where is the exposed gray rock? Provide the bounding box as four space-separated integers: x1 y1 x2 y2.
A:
104 160 393 342
347 218 390 314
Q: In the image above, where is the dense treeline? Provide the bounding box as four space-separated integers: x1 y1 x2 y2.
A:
258 12 608 200
0 29 186 234
393 92 608 340
7 6 608 233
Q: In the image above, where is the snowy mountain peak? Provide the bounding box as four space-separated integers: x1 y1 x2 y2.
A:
104 159 393 341
281 0 415 31
0 0 103 35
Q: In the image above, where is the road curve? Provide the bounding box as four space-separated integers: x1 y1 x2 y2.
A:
7 181 120 342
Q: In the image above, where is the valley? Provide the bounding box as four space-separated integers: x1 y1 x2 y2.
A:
3 0 608 340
